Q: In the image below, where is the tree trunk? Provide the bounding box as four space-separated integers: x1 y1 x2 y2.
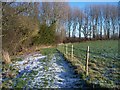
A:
118 1 120 39
79 23 82 39
112 23 115 39
104 20 107 39
100 20 102 39
72 23 76 38
93 25 96 39
107 29 110 39
107 20 110 39
89 21 92 39
2 50 11 64
119 25 120 39
95 18 98 39
68 26 71 38
72 29 76 38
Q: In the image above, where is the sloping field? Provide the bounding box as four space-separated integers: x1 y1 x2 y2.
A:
2 40 120 89
57 40 120 88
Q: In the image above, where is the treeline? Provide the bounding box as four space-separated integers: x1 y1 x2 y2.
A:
2 2 119 57
67 4 119 40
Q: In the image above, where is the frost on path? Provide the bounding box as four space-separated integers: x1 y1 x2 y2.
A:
12 52 83 88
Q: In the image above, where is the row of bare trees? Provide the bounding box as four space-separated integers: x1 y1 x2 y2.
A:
37 2 119 41
67 4 119 39
38 2 119 40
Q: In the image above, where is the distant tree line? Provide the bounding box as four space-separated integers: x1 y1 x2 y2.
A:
2 2 119 57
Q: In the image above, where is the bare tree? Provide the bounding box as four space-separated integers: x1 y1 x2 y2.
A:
77 9 84 39
99 5 103 39
71 7 80 38
67 6 73 38
110 5 118 39
117 1 120 39
82 7 91 39
102 5 111 39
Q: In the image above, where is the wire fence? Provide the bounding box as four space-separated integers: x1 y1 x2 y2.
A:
57 43 120 76
59 44 119 60
73 47 119 60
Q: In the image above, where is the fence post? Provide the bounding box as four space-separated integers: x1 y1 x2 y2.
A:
63 44 65 54
57 44 58 50
71 45 73 60
86 46 89 76
63 44 65 55
66 44 68 56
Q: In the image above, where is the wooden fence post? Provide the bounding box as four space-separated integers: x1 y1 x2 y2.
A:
86 46 89 76
66 44 68 56
63 44 64 54
71 45 73 60
57 44 58 50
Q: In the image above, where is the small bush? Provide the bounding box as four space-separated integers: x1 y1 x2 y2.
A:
32 23 56 45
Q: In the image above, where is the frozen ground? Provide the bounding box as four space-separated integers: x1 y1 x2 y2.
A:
11 52 84 88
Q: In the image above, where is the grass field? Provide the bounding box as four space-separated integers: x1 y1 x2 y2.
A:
57 40 120 88
2 40 120 88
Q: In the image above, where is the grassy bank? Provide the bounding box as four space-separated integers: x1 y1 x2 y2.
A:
57 40 120 88
2 46 57 88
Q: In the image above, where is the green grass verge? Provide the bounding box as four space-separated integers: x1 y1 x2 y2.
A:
40 47 57 55
57 40 120 88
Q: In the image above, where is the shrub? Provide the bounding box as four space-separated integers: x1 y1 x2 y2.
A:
33 23 56 45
